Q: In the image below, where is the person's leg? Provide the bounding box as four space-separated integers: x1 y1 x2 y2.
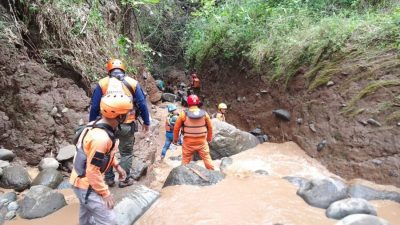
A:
198 143 214 170
73 187 95 225
161 132 173 158
85 191 117 225
181 145 194 165
116 123 135 187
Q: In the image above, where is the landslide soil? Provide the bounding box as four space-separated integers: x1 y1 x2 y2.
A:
200 53 400 187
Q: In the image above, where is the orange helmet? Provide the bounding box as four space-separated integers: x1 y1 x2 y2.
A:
100 93 133 119
106 59 126 73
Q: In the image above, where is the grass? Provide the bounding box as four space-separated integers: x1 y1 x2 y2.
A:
386 111 400 122
342 80 400 115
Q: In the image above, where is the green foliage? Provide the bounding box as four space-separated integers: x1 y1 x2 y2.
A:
184 0 400 82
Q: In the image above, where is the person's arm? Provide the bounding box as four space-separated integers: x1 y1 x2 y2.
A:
134 84 150 126
173 114 184 143
85 134 111 197
205 113 213 142
89 85 102 122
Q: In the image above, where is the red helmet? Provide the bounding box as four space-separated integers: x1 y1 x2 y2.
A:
187 95 200 106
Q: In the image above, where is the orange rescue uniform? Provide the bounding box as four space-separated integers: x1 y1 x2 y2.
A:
173 106 214 170
70 126 119 197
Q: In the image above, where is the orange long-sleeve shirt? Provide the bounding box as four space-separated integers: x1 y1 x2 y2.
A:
70 127 118 197
173 106 213 144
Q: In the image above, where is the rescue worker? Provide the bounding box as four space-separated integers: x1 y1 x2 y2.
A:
70 93 131 225
161 104 179 159
189 73 201 95
216 103 227 122
89 59 150 188
173 95 214 170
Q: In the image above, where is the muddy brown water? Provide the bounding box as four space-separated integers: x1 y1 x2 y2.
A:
7 142 400 225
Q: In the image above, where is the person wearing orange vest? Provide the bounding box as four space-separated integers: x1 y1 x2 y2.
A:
216 103 227 122
173 95 214 170
161 104 179 159
190 73 201 95
89 59 150 188
70 93 132 225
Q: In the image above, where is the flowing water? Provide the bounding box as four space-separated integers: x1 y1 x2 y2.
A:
6 142 400 225
137 142 400 225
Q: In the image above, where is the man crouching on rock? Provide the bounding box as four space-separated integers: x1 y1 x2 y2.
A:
173 94 214 170
70 93 132 225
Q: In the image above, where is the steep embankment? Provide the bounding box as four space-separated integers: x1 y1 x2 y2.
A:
201 47 400 187
0 2 162 165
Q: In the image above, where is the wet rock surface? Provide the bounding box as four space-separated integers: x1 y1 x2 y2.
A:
131 158 148 180
297 177 348 209
335 214 391 225
38 158 59 171
219 157 233 172
31 169 63 189
56 145 75 161
0 149 16 162
326 198 377 219
0 166 31 192
163 163 225 188
114 185 160 225
19 185 66 219
348 184 400 202
209 119 259 159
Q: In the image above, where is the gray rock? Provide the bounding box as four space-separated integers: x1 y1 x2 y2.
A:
219 157 233 172
283 176 308 188
0 168 3 177
272 109 291 121
114 185 159 225
358 120 368 126
56 145 76 161
38 158 59 171
250 128 263 136
163 163 225 188
169 155 182 161
0 166 31 192
348 184 400 203
19 185 66 219
297 177 348 209
367 118 382 127
0 149 16 161
31 169 63 189
209 119 259 159
317 140 327 152
131 158 148 180
255 170 269 176
57 180 72 190
50 107 58 116
0 160 9 168
5 210 16 220
327 81 335 87
0 192 17 204
296 118 303 124
326 198 377 219
161 93 177 103
371 159 382 165
397 122 400 127
258 135 269 143
7 201 19 211
335 214 391 225
309 123 317 133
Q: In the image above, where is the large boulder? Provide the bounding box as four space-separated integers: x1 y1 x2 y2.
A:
326 198 377 219
163 163 225 188
114 185 159 225
38 158 59 171
335 214 391 225
0 149 16 161
56 145 75 161
209 119 260 159
161 93 177 103
297 177 348 209
0 192 17 204
0 160 10 168
0 165 31 192
131 158 148 180
283 176 309 188
19 185 66 219
31 169 63 189
348 184 400 203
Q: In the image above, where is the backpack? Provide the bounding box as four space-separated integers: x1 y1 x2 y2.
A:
72 119 116 177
